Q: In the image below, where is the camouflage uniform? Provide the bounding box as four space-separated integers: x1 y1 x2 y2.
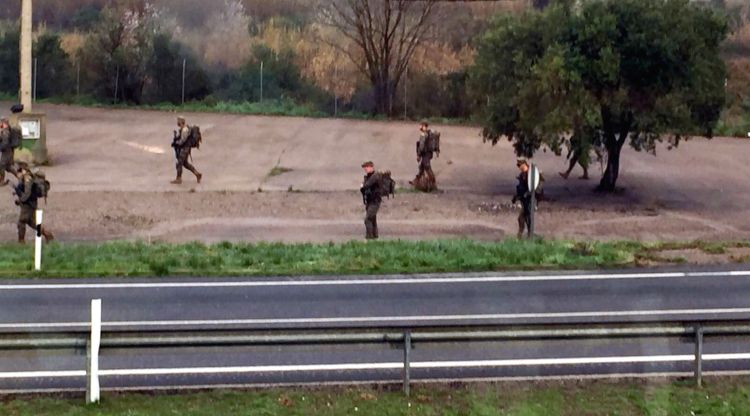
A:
0 121 14 185
15 169 53 243
361 171 382 240
512 170 532 239
413 130 436 191
172 119 202 184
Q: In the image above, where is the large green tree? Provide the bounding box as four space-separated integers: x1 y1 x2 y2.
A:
472 0 728 192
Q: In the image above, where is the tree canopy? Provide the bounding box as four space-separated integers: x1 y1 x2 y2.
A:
471 0 729 191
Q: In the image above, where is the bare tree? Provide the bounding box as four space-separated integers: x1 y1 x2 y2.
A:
320 0 437 115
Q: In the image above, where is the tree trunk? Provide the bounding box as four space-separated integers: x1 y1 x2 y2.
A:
597 139 624 192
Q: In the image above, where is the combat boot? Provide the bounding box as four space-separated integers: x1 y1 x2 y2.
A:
196 172 202 183
42 229 54 242
170 177 182 185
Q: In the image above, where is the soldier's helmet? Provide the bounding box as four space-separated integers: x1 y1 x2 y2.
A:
516 158 529 167
177 116 186 124
361 161 374 168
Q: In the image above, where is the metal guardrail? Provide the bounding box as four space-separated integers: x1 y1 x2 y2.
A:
3 299 750 404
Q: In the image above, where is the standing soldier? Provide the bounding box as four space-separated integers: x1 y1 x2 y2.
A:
0 118 16 186
360 161 381 240
171 116 202 185
411 120 438 192
512 159 532 239
14 163 53 244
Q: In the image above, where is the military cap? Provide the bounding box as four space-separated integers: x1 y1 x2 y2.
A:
419 119 429 126
361 161 374 168
10 104 23 114
177 116 186 123
516 158 529 167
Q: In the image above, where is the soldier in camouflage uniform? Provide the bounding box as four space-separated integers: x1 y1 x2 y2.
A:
171 116 202 185
14 163 54 244
0 118 16 186
411 120 437 191
360 161 381 240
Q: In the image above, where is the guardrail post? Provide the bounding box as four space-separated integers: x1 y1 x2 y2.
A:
403 330 411 397
694 325 704 388
86 299 102 404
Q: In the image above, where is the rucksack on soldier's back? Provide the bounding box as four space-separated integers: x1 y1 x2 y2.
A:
189 125 203 149
427 130 441 155
9 126 22 149
376 171 396 199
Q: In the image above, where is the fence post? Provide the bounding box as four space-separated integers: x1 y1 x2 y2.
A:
403 330 412 396
34 210 43 271
86 299 102 404
76 61 80 98
260 60 264 103
181 58 186 105
694 325 704 388
33 58 38 103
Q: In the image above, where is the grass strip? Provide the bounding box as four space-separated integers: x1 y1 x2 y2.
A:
3 378 750 415
0 239 747 279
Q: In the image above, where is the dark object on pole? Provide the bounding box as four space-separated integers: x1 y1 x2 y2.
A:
11 104 24 114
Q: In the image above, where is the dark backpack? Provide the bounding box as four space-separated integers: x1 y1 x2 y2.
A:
9 127 22 149
427 130 441 154
14 173 50 200
377 171 396 199
188 125 202 149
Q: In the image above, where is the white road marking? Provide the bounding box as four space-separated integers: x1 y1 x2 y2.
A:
2 307 750 330
2 353 750 379
0 270 749 290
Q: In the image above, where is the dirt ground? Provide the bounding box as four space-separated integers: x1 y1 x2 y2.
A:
0 103 748 244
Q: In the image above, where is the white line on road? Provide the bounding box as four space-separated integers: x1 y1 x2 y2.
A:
2 353 750 379
0 270 749 290
3 307 750 329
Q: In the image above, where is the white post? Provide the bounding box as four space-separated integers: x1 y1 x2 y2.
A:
86 299 102 404
34 210 42 271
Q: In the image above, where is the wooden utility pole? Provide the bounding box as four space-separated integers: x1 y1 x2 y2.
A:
19 0 32 112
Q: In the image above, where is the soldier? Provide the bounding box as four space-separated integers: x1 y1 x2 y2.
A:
0 118 16 186
14 163 53 244
360 161 381 240
171 116 202 185
559 128 592 180
411 120 437 191
512 159 532 239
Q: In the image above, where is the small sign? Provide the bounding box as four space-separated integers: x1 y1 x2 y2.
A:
528 164 541 191
19 119 40 140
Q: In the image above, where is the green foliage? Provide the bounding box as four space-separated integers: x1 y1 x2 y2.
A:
472 0 730 191
34 33 74 98
78 6 155 104
70 5 102 30
0 239 649 278
0 28 19 96
217 44 331 109
146 33 211 104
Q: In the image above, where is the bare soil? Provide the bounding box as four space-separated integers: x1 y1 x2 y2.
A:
0 103 748 244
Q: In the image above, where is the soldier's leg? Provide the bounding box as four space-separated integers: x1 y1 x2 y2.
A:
17 207 34 243
365 202 380 239
517 211 526 239
181 150 202 183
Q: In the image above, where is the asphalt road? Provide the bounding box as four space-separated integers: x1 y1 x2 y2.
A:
2 266 750 392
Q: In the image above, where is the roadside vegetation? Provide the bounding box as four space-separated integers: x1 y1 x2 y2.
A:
1 1 749 135
3 378 750 415
0 239 747 279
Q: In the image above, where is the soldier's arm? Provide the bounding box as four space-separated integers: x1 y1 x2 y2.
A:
177 127 190 146
0 130 9 151
18 177 33 203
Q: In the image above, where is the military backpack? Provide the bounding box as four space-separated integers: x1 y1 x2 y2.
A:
14 172 51 201
188 125 203 149
426 130 441 155
9 126 22 149
376 171 396 199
